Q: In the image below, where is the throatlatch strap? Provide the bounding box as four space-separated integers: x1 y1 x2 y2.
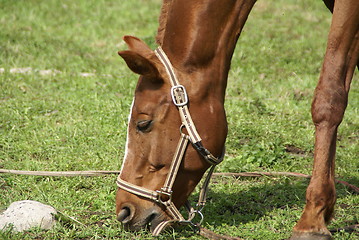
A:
197 165 216 208
193 142 224 165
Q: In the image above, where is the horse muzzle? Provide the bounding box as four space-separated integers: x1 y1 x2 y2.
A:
116 202 168 232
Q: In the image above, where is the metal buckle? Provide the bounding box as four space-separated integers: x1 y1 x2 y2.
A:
155 189 173 205
171 85 188 107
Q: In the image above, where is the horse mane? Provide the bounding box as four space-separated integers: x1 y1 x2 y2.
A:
156 0 172 45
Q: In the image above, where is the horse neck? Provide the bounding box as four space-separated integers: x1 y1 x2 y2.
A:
156 0 256 102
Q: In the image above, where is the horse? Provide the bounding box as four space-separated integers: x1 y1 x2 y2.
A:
115 0 359 239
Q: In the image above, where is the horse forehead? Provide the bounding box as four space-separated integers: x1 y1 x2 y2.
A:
133 90 170 113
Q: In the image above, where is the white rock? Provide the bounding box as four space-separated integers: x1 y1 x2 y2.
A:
9 67 32 74
0 200 57 232
39 69 61 76
79 72 96 77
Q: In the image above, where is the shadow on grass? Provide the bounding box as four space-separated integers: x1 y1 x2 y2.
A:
198 178 307 225
189 176 358 227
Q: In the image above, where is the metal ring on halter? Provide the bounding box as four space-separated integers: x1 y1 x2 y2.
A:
183 209 204 227
155 189 173 205
179 124 191 140
179 124 186 134
194 210 204 226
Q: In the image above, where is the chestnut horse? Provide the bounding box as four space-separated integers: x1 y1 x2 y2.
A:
115 0 359 239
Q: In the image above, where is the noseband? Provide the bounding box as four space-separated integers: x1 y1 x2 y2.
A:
116 46 224 235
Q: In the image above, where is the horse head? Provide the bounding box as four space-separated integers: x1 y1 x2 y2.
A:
115 36 227 233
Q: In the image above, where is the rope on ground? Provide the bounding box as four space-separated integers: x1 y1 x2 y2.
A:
0 169 120 177
1 169 357 193
199 226 244 240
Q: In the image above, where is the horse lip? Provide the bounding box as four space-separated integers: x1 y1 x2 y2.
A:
122 209 167 232
121 216 157 232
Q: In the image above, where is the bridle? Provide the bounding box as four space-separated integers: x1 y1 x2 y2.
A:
116 46 224 236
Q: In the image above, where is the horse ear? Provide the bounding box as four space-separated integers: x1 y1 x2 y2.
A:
122 35 153 54
118 50 159 77
118 36 160 77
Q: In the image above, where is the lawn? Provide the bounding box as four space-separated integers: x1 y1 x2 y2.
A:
0 0 358 239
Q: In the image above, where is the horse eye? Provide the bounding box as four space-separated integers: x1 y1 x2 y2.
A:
136 120 153 132
149 164 165 172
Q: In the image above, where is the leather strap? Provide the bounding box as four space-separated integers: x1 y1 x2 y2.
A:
155 47 202 144
116 178 158 201
155 46 223 165
162 133 189 193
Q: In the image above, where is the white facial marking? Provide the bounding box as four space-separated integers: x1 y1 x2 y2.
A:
119 98 135 175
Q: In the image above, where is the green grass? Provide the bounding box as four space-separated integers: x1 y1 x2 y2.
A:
0 0 358 239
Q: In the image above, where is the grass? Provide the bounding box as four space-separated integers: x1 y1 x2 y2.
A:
0 0 358 239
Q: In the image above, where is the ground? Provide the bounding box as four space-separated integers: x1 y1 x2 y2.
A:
0 0 358 239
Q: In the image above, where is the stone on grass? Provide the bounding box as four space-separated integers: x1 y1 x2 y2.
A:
0 200 57 232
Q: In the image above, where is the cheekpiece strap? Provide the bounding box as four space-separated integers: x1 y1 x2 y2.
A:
154 47 202 144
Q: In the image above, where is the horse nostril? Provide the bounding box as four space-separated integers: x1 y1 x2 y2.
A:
117 204 136 224
117 207 130 222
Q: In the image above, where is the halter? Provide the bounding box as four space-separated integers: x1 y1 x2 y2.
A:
116 46 224 236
